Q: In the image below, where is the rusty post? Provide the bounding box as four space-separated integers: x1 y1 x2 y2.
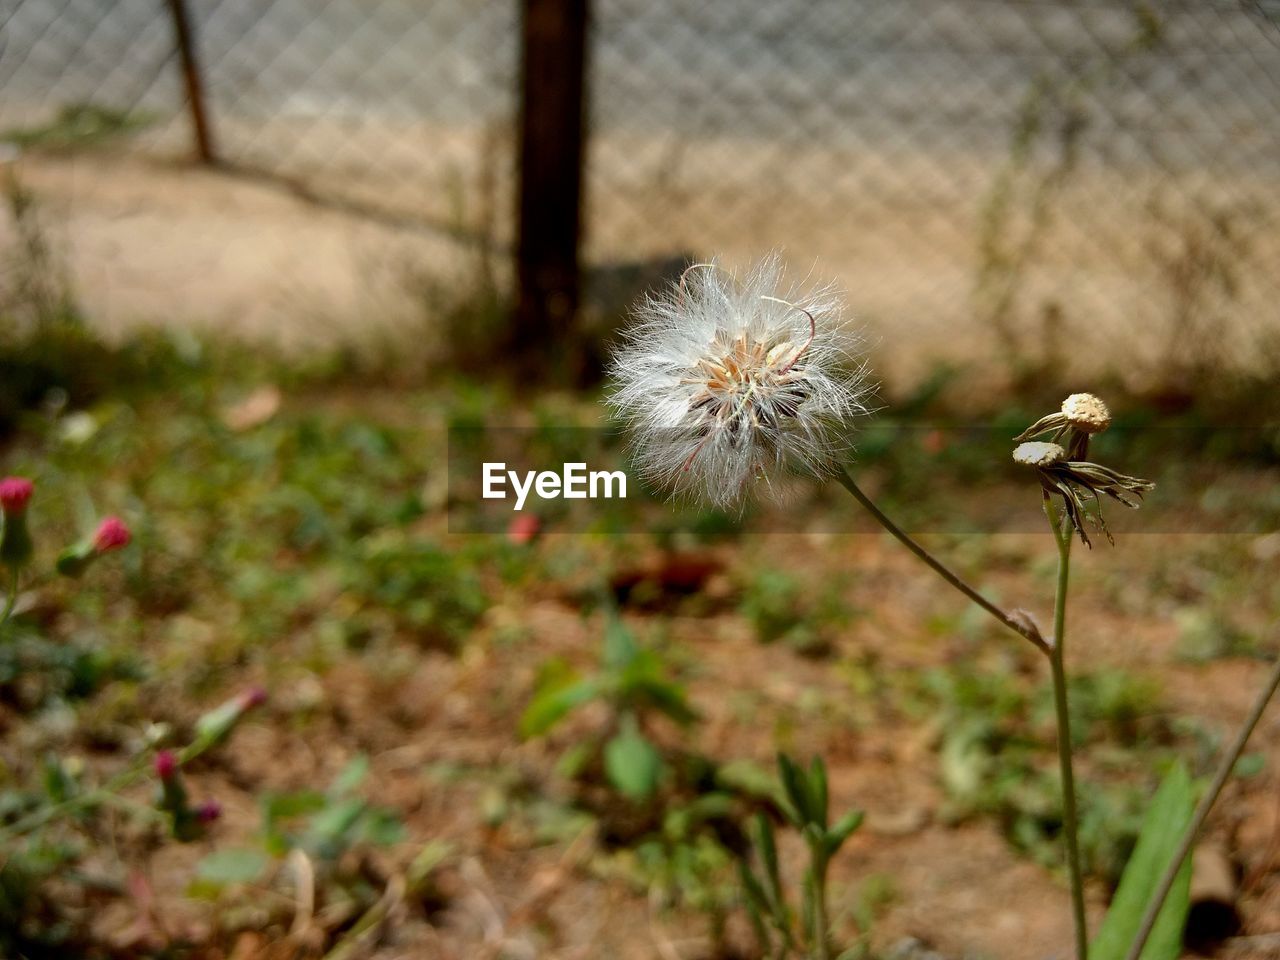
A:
513 0 589 379
165 0 217 164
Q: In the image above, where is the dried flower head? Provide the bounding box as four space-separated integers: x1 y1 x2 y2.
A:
608 256 873 509
1016 392 1115 464
1060 393 1110 433
1015 391 1113 456
1013 445 1154 547
1012 441 1067 468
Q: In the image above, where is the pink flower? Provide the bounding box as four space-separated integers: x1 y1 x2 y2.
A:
195 799 223 823
154 750 178 781
0 477 33 514
238 685 267 711
92 516 131 553
507 513 541 545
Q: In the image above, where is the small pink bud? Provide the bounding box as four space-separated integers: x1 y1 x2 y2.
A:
507 513 540 545
195 799 223 823
154 750 178 781
0 477 33 514
238 685 267 711
921 429 947 455
92 516 131 553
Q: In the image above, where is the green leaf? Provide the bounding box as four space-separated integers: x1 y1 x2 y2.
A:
261 789 326 829
194 848 269 887
519 677 602 738
309 797 368 843
826 809 865 856
332 754 370 794
1091 762 1195 960
358 807 406 846
754 813 786 918
777 753 812 826
809 756 829 828
604 719 663 800
1233 753 1265 779
622 673 698 726
739 860 774 953
602 611 638 671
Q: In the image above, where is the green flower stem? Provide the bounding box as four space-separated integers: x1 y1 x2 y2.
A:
0 766 145 842
1123 651 1280 960
1047 497 1088 960
0 729 229 842
0 568 18 630
811 847 830 960
835 466 1050 655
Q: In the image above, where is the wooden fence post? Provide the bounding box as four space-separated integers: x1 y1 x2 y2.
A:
165 0 217 164
513 0 589 378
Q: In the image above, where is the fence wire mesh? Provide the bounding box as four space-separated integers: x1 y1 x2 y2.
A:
2 0 1279 378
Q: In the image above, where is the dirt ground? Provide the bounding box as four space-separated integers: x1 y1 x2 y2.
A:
106 526 1280 960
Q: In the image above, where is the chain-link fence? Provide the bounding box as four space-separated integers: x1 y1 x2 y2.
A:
2 0 1279 380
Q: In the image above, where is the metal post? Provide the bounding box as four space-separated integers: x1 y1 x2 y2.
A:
514 0 589 378
165 0 217 164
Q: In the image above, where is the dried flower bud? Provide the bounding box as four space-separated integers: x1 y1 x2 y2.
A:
1012 442 1067 468
1014 444 1155 548
1060 393 1110 433
92 516 131 553
1015 393 1116 466
0 477 34 514
1015 391 1112 447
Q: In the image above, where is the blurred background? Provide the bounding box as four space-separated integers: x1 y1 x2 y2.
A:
2 0 1279 393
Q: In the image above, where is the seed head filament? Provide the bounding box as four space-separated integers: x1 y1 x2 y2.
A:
679 325 813 471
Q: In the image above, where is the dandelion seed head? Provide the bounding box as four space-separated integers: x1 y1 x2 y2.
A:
1060 393 1110 433
1012 441 1067 468
608 256 873 509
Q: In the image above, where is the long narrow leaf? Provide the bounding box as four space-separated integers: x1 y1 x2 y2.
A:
519 677 603 738
778 753 812 826
755 813 787 919
1091 762 1195 960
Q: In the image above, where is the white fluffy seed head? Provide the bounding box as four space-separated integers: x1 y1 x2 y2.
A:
1012 441 1067 468
607 256 874 509
1060 393 1111 433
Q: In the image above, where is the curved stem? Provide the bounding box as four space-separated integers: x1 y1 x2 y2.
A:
1123 652 1280 960
1047 498 1088 960
0 765 145 841
835 466 1049 655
